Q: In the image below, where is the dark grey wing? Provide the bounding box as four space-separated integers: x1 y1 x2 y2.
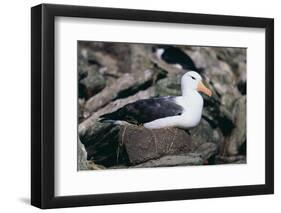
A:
100 97 183 124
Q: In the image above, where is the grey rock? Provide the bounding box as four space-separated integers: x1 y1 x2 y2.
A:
121 126 192 165
221 92 237 112
216 155 246 164
133 154 203 168
87 160 106 170
155 75 181 97
79 65 106 99
214 47 247 82
185 47 246 85
84 69 155 114
79 87 155 129
78 98 85 122
77 139 88 170
185 47 242 103
80 121 220 168
190 119 220 148
194 142 218 160
203 96 235 135
79 121 122 166
225 96 247 156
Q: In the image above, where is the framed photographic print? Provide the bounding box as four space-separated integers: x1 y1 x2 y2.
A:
31 3 274 209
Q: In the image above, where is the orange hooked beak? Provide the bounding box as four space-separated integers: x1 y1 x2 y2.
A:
197 81 212 97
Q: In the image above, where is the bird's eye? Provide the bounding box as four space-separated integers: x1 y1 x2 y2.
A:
191 76 196 80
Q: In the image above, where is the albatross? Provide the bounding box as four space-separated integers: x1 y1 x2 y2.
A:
153 45 198 71
100 71 212 129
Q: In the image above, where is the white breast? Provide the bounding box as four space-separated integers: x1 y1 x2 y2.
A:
143 92 204 129
175 92 204 128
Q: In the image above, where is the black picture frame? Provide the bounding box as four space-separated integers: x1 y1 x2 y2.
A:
31 3 274 209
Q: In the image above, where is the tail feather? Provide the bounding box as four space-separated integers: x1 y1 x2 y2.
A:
99 111 118 123
99 118 116 124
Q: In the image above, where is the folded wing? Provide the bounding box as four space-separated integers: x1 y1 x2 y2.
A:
100 97 183 125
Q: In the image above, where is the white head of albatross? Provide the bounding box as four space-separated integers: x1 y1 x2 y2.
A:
100 71 212 130
181 71 212 98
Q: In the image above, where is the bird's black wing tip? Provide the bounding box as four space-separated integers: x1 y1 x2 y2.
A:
98 116 116 124
98 112 117 123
